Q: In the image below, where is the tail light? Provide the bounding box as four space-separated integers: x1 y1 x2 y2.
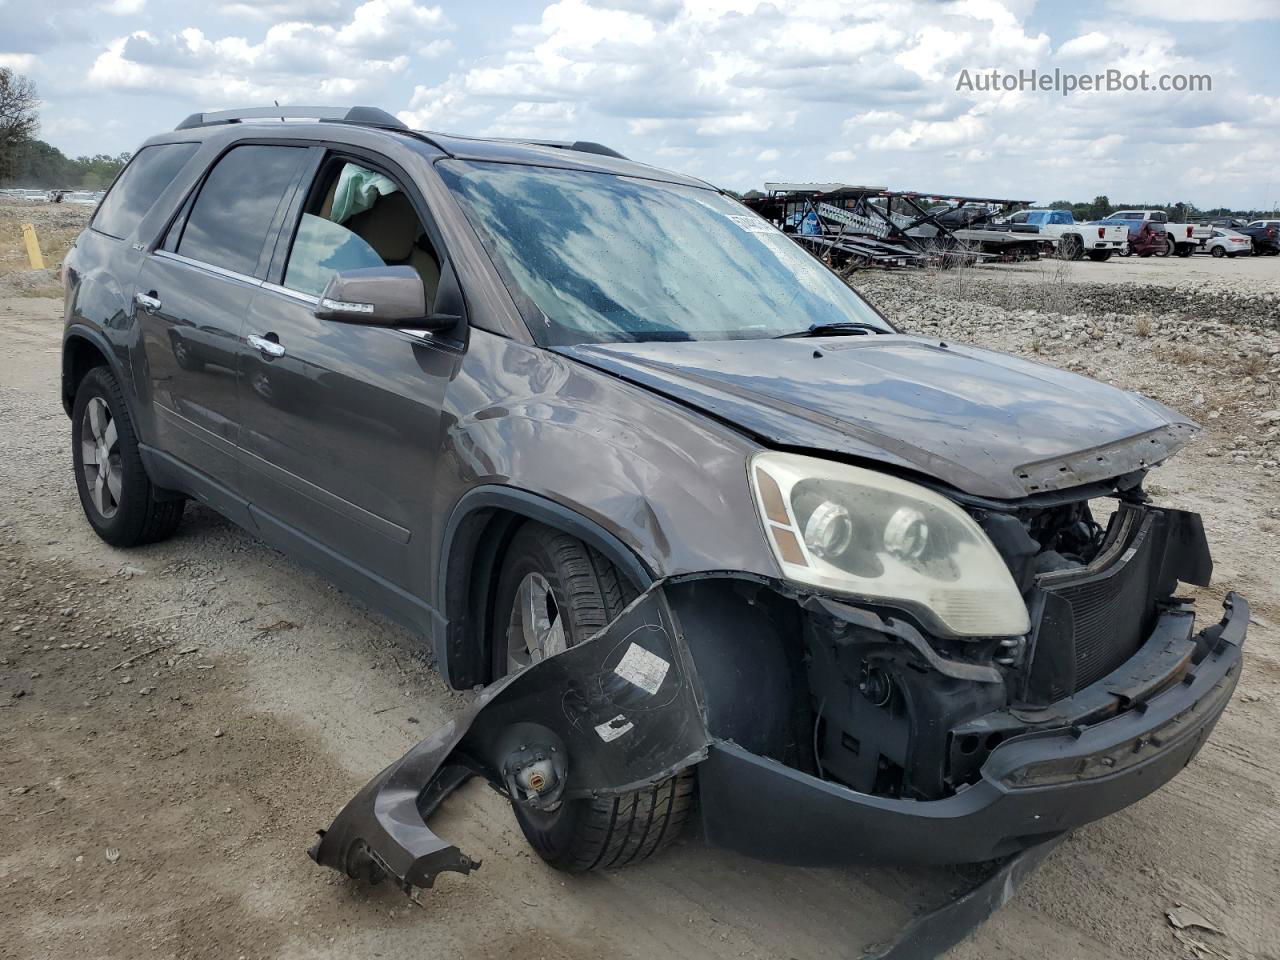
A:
1098 227 1105 238
1186 226 1193 238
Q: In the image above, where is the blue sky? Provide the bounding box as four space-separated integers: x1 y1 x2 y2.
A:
2 0 1278 208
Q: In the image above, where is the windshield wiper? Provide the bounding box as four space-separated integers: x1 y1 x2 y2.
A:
773 321 887 339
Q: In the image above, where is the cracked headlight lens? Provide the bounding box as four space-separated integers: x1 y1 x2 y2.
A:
750 451 1030 637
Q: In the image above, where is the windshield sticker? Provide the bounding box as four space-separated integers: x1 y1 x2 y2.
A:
594 714 635 742
614 643 670 696
726 214 776 234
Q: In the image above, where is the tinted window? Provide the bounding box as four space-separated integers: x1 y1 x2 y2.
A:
178 145 306 277
92 143 199 240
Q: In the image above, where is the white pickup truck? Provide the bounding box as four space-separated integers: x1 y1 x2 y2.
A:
999 209 1127 261
1110 210 1199 257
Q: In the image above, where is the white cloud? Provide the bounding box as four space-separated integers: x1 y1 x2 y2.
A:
220 1 348 21
1117 0 1279 20
0 53 37 71
87 0 450 101
870 114 987 150
1057 32 1111 59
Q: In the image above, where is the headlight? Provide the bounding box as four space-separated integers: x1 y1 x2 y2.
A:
750 452 1030 637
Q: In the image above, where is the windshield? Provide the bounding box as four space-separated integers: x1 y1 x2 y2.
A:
438 160 893 345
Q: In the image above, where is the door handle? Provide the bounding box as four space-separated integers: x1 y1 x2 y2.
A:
247 333 286 359
135 291 162 313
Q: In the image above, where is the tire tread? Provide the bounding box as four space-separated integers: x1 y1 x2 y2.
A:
499 523 693 873
73 365 184 547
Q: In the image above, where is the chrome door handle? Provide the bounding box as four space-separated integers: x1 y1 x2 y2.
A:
135 291 162 312
247 334 285 359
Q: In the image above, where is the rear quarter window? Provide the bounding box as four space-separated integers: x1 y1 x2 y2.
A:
91 143 200 240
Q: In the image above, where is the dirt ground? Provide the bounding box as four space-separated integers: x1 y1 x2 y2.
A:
2 205 1279 960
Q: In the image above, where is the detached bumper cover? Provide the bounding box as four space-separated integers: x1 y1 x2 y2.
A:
312 586 1244 883
309 587 710 889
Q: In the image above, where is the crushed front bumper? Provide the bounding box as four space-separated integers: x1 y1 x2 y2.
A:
699 593 1245 866
310 586 1245 884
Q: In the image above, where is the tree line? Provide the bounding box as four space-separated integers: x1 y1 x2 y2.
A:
1 67 128 190
1040 196 1273 223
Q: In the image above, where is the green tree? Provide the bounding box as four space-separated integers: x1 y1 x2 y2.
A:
0 67 40 180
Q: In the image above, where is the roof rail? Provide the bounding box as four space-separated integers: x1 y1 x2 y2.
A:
174 105 407 132
476 136 628 160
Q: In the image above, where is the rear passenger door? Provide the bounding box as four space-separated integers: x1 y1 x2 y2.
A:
237 151 460 599
135 143 309 493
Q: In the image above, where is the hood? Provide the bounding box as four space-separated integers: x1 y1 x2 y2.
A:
557 334 1195 501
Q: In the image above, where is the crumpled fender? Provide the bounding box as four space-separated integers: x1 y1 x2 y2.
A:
309 582 710 890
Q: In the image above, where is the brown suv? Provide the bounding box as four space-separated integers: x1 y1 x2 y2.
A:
61 106 1246 930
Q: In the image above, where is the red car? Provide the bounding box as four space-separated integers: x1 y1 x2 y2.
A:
1098 218 1166 257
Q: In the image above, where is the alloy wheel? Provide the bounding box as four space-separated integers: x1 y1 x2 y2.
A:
504 572 566 674
81 396 122 519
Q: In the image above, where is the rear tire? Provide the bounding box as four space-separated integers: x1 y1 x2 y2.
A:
1058 235 1083 260
72 366 184 547
491 522 695 872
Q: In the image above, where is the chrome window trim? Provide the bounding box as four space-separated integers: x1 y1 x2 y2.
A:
153 249 263 287
262 281 320 305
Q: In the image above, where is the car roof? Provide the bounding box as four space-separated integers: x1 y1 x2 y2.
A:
140 117 716 192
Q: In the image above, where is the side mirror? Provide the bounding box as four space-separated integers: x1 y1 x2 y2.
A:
315 266 426 326
315 264 466 333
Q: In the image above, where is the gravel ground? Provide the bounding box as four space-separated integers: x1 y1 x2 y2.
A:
2 210 1279 959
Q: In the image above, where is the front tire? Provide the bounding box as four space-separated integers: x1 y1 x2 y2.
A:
72 366 184 547
491 522 695 872
1211 245 1226 258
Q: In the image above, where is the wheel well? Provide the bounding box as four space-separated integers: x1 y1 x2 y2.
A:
446 507 525 689
438 494 655 690
63 335 109 415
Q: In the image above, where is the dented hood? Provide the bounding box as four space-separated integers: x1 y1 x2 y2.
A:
558 335 1196 500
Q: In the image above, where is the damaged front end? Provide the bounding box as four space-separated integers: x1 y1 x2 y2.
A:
311 489 1246 950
